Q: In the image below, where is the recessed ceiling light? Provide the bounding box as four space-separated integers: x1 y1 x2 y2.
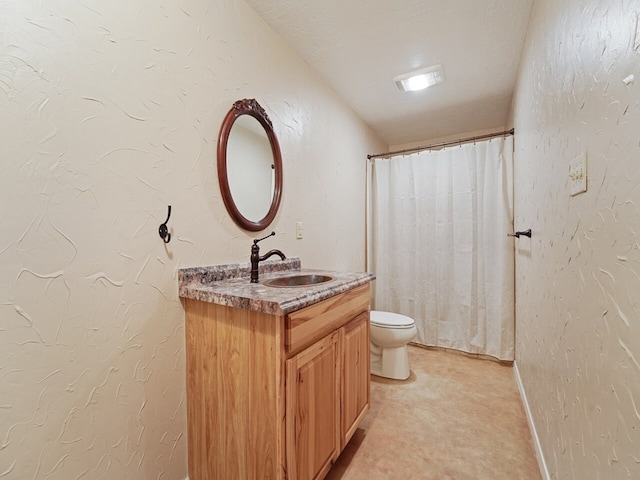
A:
393 64 444 92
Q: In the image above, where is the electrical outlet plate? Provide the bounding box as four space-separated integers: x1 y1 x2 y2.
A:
569 151 587 196
296 221 303 239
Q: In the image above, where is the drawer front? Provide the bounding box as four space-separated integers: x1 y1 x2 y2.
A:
286 284 370 355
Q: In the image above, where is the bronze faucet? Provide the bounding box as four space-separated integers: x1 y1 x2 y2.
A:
250 231 286 283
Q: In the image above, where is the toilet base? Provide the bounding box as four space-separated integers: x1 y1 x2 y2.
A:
370 344 411 380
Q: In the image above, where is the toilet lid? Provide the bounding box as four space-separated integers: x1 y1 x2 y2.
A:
370 310 415 328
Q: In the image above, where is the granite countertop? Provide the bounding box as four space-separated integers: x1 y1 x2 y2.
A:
178 257 375 315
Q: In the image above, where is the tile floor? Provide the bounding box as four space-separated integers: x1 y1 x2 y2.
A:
326 345 542 480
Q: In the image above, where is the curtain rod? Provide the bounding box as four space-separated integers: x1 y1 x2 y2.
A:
367 128 515 160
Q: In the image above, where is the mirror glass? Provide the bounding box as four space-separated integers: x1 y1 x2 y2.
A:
226 115 274 221
217 99 283 231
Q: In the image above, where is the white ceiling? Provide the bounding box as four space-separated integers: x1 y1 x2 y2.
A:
245 0 534 147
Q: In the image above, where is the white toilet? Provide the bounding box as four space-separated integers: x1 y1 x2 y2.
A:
369 310 417 380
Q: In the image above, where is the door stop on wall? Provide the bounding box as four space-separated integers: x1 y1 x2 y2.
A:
507 229 531 238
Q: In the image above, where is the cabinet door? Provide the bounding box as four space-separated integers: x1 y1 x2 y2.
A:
340 312 370 448
286 332 340 480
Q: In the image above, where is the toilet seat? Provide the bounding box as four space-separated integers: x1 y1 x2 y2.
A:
370 311 415 329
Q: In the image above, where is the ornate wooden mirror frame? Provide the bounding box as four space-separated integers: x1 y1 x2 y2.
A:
217 98 283 231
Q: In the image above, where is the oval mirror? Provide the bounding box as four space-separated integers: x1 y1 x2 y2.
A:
217 99 283 231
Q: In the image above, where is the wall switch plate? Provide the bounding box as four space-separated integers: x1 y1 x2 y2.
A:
569 151 587 196
296 221 303 239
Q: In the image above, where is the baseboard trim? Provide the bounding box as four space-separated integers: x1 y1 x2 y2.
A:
513 360 551 480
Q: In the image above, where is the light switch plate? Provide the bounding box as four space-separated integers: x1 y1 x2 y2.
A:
569 151 587 196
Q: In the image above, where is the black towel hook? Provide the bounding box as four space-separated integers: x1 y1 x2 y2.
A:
159 205 172 243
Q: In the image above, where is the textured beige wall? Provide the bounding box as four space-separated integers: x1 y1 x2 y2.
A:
512 0 640 478
0 0 384 478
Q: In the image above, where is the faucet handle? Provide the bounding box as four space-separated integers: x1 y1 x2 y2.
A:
253 231 276 245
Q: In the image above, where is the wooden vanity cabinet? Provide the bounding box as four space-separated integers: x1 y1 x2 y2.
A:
339 311 370 448
286 331 340 480
184 283 370 480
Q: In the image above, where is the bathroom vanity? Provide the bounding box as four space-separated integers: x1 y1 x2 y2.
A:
179 259 375 480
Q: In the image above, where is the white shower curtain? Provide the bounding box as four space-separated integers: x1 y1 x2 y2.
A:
370 136 514 361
